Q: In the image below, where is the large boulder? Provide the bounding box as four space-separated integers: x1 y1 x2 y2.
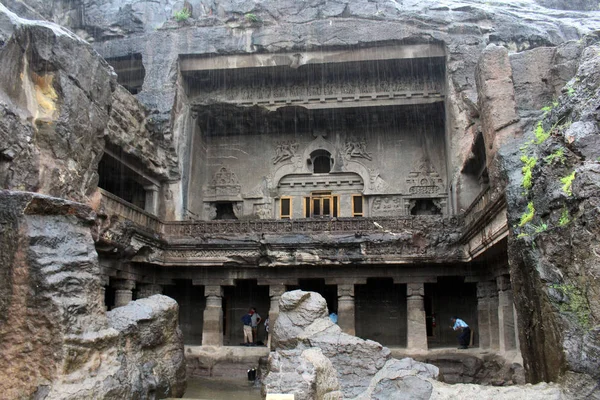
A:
0 190 186 399
266 290 440 399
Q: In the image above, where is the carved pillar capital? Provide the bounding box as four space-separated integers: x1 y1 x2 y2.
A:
269 284 286 298
406 282 425 298
112 279 136 291
337 284 355 298
204 285 224 298
477 281 496 299
496 275 511 292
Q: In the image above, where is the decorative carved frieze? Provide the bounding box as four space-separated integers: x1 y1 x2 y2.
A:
199 74 444 103
163 249 261 259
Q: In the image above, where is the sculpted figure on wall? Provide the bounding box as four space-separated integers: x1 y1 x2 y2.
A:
272 141 300 164
368 168 390 192
254 203 272 219
344 137 372 161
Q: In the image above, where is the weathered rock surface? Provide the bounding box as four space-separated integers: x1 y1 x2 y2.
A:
0 4 115 204
500 35 600 399
266 290 440 399
106 85 180 181
0 190 186 399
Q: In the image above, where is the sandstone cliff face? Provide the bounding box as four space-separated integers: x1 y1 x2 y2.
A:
501 36 600 398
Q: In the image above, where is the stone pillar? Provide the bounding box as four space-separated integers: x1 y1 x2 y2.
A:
489 289 500 350
144 184 160 215
476 281 496 349
113 279 135 308
268 284 286 349
202 285 223 346
137 283 163 298
497 275 517 352
337 284 356 336
406 283 428 351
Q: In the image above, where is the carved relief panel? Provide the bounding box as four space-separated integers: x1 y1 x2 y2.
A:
371 196 404 216
406 157 445 196
205 166 241 198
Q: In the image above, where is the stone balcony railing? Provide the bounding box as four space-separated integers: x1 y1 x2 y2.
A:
99 189 461 238
99 189 163 234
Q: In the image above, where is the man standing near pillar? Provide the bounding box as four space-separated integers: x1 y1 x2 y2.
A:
450 316 471 349
241 309 253 346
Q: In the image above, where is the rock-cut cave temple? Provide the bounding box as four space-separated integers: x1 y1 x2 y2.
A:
2 0 600 397
99 42 509 351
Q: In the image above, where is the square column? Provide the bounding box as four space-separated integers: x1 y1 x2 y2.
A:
477 281 496 349
337 284 356 336
497 275 517 352
268 284 286 349
406 283 428 351
202 285 224 346
489 289 500 350
144 184 160 215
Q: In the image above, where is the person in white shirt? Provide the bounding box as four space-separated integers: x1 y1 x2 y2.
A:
450 316 471 349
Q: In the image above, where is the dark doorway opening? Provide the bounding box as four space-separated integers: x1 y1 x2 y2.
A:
356 278 407 346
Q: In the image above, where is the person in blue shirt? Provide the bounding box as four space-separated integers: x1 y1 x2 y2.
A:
450 316 471 349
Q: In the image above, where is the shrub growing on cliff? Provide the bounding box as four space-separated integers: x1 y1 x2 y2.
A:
544 147 566 165
174 8 191 22
534 122 550 144
245 13 261 24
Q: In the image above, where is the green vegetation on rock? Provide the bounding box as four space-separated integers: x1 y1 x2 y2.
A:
551 283 592 329
544 147 566 165
534 122 551 144
519 201 535 227
521 155 537 190
245 13 261 24
559 208 570 226
561 171 576 196
174 8 191 22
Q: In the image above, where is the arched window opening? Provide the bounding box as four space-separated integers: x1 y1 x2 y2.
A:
309 150 333 174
